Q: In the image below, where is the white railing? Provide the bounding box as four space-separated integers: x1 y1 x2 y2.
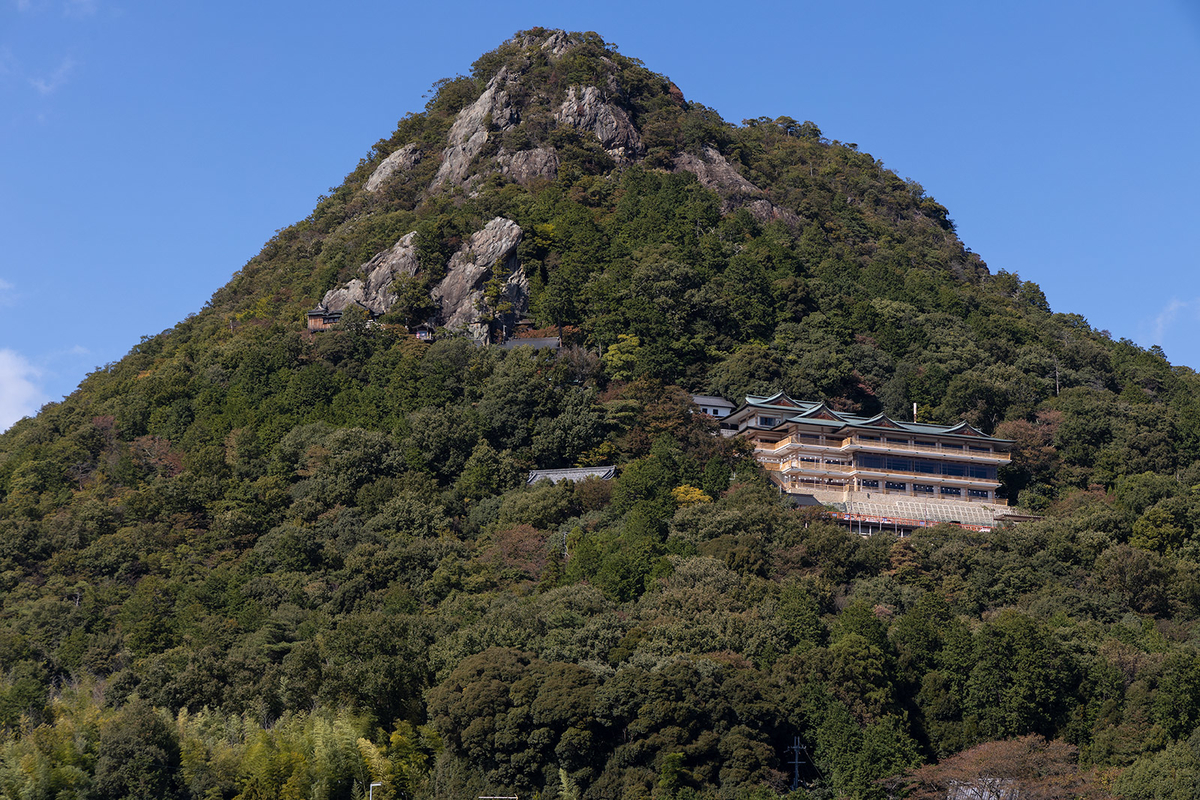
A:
842 435 1010 461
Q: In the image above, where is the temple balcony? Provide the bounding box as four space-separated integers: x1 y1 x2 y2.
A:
754 434 1010 462
839 435 1011 462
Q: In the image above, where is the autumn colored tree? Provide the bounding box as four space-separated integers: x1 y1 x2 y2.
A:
904 735 1113 800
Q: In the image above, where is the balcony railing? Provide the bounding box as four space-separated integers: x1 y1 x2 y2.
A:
766 461 853 473
841 436 1010 461
756 434 1011 462
755 435 850 452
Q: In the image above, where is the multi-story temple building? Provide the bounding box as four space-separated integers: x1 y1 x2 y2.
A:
723 393 1018 530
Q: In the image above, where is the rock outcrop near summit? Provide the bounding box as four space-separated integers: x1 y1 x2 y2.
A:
429 32 650 189
364 144 422 192
674 146 799 225
495 147 559 184
433 69 520 187
555 85 643 161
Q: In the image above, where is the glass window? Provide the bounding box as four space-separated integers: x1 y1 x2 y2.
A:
860 480 879 489
940 487 961 496
914 484 935 494
885 481 907 491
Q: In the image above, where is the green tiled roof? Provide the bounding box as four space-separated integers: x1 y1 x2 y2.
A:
738 393 1012 444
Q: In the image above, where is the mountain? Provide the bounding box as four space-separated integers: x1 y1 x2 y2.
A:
1 27 1198 800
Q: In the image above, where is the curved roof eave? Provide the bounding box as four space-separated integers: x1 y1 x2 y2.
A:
793 402 849 423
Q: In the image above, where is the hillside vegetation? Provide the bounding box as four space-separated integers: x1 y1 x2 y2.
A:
2 28 1200 800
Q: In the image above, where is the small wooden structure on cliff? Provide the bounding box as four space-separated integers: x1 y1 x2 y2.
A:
305 305 343 331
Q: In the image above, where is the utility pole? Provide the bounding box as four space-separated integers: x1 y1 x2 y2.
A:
787 737 807 791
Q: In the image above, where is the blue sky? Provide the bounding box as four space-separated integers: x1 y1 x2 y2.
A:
2 0 1199 430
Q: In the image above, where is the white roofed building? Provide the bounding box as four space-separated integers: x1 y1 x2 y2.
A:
690 394 737 419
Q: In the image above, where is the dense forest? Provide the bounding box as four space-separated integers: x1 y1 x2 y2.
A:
3 27 1200 799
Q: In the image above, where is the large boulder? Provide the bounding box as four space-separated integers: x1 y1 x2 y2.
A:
317 218 527 334
432 217 526 333
495 147 559 185
674 146 799 226
364 144 422 192
321 232 419 315
555 85 643 161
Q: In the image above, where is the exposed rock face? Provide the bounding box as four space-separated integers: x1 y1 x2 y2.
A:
508 28 576 57
674 146 799 226
321 232 419 315
317 218 526 334
430 34 647 188
433 69 520 187
743 198 801 227
555 85 643 160
495 147 559 184
364 144 421 192
675 146 762 200
540 30 575 57
432 217 526 332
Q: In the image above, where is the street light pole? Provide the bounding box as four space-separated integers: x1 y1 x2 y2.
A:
369 782 382 800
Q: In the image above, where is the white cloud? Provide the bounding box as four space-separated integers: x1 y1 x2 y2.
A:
1151 297 1200 345
0 349 46 432
29 55 74 94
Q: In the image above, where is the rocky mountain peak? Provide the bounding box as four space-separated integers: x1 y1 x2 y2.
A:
320 27 803 334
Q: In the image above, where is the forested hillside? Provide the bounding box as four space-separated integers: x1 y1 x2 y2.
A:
2 28 1200 799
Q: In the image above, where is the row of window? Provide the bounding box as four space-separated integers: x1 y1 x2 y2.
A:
774 431 996 454
855 453 997 481
864 480 989 498
853 434 993 451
